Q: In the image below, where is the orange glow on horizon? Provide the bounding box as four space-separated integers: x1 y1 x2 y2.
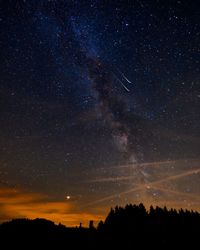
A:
0 187 104 227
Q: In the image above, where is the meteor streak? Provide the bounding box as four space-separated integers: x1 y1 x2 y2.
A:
114 74 130 92
117 68 132 84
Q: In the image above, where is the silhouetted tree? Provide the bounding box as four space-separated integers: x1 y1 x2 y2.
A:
1 204 200 249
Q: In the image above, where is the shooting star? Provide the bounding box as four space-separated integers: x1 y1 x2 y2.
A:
117 68 132 84
113 74 130 92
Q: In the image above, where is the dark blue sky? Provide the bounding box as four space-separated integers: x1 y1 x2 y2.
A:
0 0 200 225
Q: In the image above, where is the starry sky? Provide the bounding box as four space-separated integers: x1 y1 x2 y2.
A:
0 0 200 226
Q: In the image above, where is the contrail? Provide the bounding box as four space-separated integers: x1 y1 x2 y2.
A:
97 158 200 171
86 167 200 206
113 74 130 92
114 160 176 170
88 176 135 183
88 159 200 183
151 185 200 201
145 200 200 209
154 168 200 184
97 160 176 171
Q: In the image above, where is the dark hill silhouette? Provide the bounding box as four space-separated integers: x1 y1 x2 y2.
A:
0 204 200 249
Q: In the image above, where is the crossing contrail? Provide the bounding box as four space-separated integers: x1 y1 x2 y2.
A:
96 158 200 171
87 159 200 183
86 167 200 206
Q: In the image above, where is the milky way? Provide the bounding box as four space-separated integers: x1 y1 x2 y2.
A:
0 1 200 226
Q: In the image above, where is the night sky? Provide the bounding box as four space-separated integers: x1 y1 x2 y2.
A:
0 0 200 226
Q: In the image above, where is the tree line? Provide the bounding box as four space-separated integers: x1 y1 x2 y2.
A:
0 203 199 249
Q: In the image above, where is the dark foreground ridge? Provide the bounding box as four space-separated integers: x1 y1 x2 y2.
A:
1 204 200 249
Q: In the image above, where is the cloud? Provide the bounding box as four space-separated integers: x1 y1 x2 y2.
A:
0 187 104 227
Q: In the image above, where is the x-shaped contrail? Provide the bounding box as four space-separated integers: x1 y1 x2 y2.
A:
86 167 200 206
